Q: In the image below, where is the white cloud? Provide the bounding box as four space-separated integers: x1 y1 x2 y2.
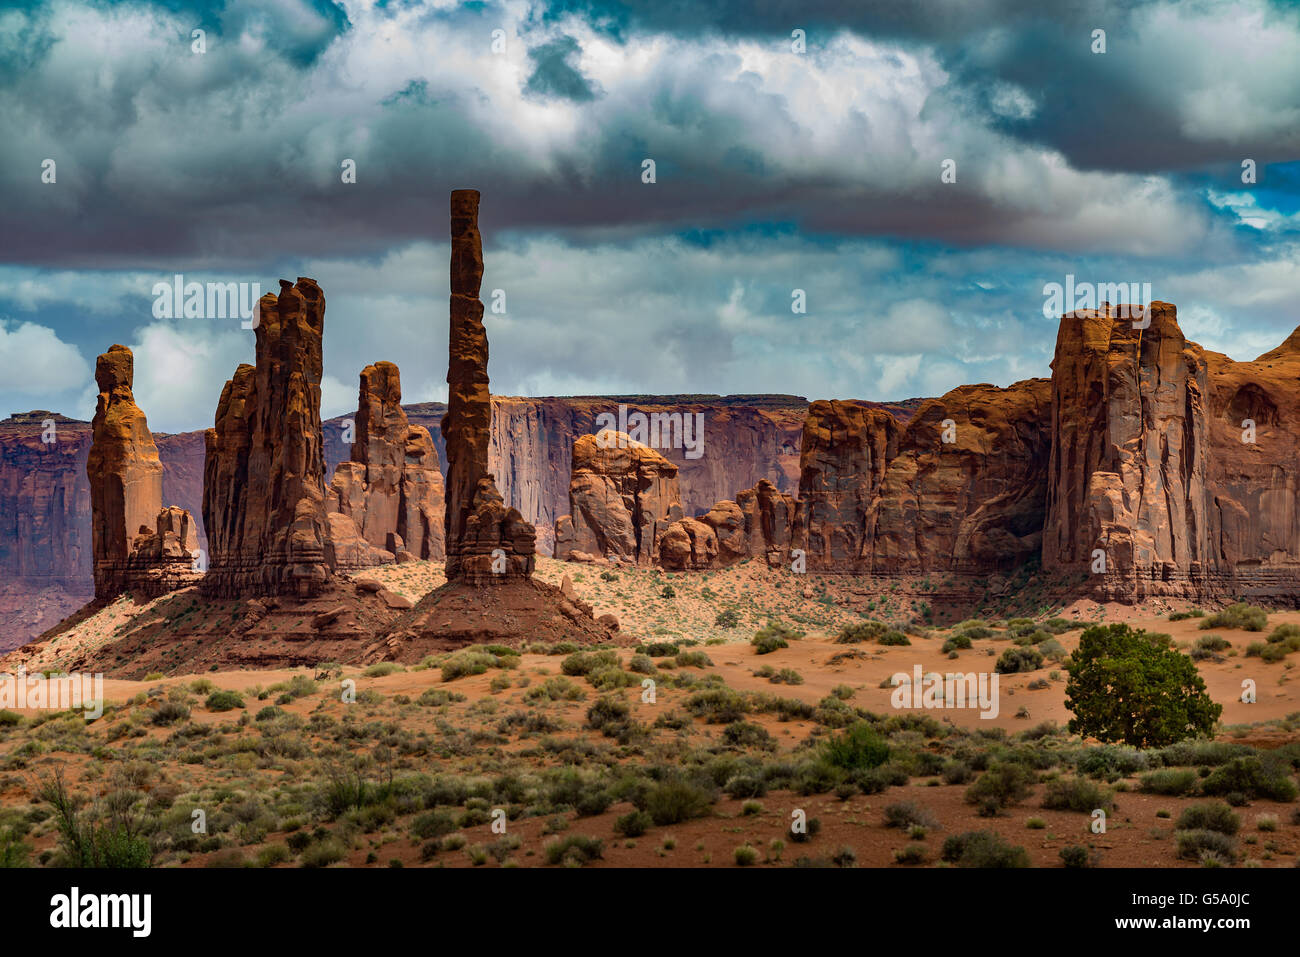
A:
0 319 91 395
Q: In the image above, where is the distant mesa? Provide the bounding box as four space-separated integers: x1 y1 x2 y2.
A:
4 410 88 425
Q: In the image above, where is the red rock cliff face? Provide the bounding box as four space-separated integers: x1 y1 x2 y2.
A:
1201 330 1300 596
1042 303 1214 598
794 400 900 571
201 279 334 598
865 380 1051 576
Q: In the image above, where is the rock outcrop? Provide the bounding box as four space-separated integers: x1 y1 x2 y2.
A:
201 279 334 598
657 480 797 571
328 361 445 570
1042 303 1213 598
864 380 1052 575
442 189 536 585
553 430 684 563
86 346 201 599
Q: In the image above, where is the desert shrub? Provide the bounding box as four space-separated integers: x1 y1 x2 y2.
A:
299 837 347 868
1245 641 1287 663
152 701 191 726
996 646 1043 674
560 650 619 677
788 817 822 843
770 668 803 685
883 801 936 830
1176 802 1240 836
1059 845 1092 868
894 844 928 865
940 831 1031 868
544 834 604 866
627 654 656 675
733 844 759 866
1267 623 1300 646
1041 776 1112 812
585 696 631 737
524 677 584 703
942 634 972 653
441 650 504 682
964 762 1036 812
1168 609 1205 621
835 621 888 644
363 662 404 678
1196 634 1231 651
1175 829 1235 862
961 625 997 640
205 690 244 712
1200 603 1268 632
942 760 973 785
1139 769 1199 796
614 810 652 837
820 722 889 771
751 622 803 654
714 609 741 628
642 642 679 657
640 778 715 826
877 630 910 646
1065 624 1221 748
722 721 775 750
1074 744 1150 779
660 584 676 599
1200 757 1298 802
675 650 712 668
685 688 749 723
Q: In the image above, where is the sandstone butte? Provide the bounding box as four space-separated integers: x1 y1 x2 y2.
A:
201 279 336 598
327 360 446 571
555 302 1300 606
86 344 202 600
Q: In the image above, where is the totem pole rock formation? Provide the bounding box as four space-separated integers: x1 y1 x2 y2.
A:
201 279 334 598
380 190 617 654
328 361 445 569
87 345 201 598
442 188 536 585
553 430 684 564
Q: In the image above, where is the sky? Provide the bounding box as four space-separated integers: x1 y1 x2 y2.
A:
1 0 1298 432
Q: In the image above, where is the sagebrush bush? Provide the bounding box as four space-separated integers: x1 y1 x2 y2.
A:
940 831 1031 868
1176 803 1240 836
1199 603 1268 632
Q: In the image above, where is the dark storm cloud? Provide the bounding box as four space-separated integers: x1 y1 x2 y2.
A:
7 0 1292 269
525 34 600 100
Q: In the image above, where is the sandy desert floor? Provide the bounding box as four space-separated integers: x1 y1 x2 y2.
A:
1 558 1297 869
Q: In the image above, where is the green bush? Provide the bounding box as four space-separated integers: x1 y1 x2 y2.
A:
205 690 244 712
996 646 1043 674
1059 845 1092 868
835 621 888 644
733 844 759 866
714 609 741 628
614 810 653 837
560 650 618 677
942 634 972 653
151 701 191 725
964 762 1036 812
1200 603 1268 632
1175 803 1240 836
1138 769 1198 796
940 831 1031 868
878 630 911 646
543 834 604 866
1175 829 1235 863
820 722 889 771
640 778 715 826
1200 757 1298 802
1041 776 1112 813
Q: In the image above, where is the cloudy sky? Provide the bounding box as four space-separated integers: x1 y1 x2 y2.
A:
1 0 1298 432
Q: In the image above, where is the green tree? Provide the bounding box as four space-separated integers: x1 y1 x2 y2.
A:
1065 624 1221 748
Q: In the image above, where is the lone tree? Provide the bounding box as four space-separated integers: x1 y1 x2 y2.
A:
1065 624 1222 748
